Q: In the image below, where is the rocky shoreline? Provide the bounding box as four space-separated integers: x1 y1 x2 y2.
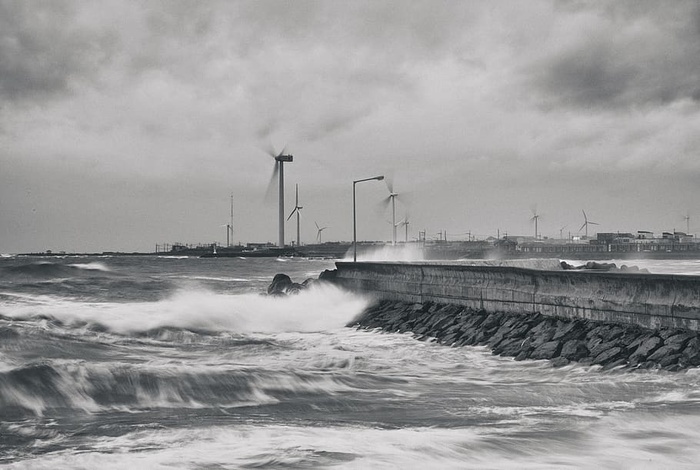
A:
349 299 700 372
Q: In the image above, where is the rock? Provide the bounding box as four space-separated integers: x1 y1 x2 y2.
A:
593 346 624 365
530 340 562 360
589 340 620 359
659 353 682 368
552 320 586 341
630 336 662 363
647 343 685 363
560 340 589 361
267 273 294 295
665 332 696 349
551 357 570 368
318 269 337 281
681 337 700 366
494 338 526 357
601 358 628 371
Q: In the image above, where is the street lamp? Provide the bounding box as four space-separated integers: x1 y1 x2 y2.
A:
353 175 384 262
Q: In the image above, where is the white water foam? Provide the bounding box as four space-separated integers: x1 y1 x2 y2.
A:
0 284 370 335
342 244 425 262
68 262 111 272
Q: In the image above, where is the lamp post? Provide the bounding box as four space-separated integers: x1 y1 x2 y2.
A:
353 175 384 262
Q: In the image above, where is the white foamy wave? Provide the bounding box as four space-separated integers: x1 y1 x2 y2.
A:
68 262 111 272
0 284 369 335
342 244 425 262
171 275 250 282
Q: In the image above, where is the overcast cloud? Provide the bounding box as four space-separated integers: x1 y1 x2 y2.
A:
1 0 699 253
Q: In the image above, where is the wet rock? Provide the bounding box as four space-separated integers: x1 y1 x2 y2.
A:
551 357 570 368
664 332 696 349
593 346 624 365
530 340 562 360
589 340 620 359
560 340 589 361
629 336 662 363
348 298 700 372
267 273 294 295
647 343 685 363
318 269 337 281
681 337 700 366
601 358 628 371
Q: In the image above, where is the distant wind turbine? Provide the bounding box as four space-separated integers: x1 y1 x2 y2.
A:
530 206 541 239
398 214 410 243
684 213 691 234
315 222 328 244
286 184 303 247
263 146 293 247
579 210 599 238
380 177 404 245
559 225 568 240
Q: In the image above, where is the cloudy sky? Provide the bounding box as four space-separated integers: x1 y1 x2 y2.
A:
2 0 700 253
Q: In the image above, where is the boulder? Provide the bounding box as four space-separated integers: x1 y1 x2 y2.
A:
267 273 293 295
629 336 662 363
593 346 624 365
560 340 589 361
530 340 562 360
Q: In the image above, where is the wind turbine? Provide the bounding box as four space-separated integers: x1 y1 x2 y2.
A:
228 193 234 247
264 147 293 247
381 178 401 245
579 210 599 238
530 207 541 239
559 225 568 240
315 222 328 244
286 184 303 247
398 214 410 243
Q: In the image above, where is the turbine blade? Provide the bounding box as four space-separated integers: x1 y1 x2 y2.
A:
579 222 587 232
315 221 320 230
286 207 297 221
264 163 279 203
263 144 278 159
589 221 600 226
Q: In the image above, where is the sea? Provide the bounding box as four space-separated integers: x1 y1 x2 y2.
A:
2 254 700 469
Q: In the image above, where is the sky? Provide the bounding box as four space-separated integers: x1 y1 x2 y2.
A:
2 0 700 253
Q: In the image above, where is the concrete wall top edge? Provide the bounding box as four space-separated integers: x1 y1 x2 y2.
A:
334 261 700 284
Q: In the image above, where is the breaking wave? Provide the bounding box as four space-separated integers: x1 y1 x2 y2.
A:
1 261 112 279
0 283 369 336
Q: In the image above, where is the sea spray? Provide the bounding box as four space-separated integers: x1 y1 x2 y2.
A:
0 283 370 335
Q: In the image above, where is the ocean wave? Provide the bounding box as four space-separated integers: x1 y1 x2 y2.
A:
0 359 359 418
67 262 111 272
0 283 370 336
1 261 112 279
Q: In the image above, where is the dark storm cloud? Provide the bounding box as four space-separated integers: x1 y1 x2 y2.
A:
0 1 115 102
528 1 700 109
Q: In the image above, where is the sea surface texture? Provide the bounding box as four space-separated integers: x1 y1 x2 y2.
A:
2 255 700 469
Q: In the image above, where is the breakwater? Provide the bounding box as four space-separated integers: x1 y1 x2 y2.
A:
319 261 700 370
330 262 700 331
348 300 700 371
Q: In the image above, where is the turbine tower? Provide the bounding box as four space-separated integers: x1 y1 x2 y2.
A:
286 184 303 247
530 207 541 239
315 222 328 244
579 210 599 238
265 147 293 247
398 214 410 242
684 213 691 234
381 178 401 245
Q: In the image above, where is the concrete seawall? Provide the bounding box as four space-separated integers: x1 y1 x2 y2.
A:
332 262 700 332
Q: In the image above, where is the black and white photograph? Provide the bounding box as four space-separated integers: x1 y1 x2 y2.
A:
2 1 700 468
